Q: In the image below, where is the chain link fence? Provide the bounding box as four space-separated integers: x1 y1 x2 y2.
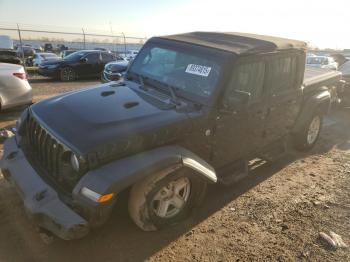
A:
0 22 147 57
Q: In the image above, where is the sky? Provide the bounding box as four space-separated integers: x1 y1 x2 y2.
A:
0 0 349 49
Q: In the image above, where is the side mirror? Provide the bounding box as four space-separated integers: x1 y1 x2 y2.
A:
221 90 251 113
80 57 88 63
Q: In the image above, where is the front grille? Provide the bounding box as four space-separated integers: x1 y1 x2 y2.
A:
23 112 66 184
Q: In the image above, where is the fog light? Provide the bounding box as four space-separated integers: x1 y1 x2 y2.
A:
81 187 114 203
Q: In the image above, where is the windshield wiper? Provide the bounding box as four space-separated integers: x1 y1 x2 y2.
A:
164 84 181 106
147 78 181 106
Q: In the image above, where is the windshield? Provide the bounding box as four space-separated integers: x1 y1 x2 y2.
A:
128 42 223 101
64 51 87 60
307 57 328 65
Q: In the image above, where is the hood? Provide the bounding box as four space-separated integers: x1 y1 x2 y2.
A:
30 82 194 159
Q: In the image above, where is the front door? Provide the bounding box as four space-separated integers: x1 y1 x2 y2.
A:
212 59 268 168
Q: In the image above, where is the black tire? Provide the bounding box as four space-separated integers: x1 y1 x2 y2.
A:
293 113 323 151
128 168 207 231
60 67 76 81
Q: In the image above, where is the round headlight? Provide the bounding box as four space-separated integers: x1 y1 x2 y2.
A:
70 154 80 172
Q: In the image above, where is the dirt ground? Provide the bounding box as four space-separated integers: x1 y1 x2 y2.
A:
0 79 349 262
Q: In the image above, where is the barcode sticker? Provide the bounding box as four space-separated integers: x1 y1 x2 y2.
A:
185 64 211 77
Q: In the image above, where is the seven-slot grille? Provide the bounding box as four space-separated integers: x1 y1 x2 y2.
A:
24 112 65 180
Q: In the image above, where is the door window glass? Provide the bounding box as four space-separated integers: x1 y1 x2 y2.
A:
85 53 100 63
225 61 265 103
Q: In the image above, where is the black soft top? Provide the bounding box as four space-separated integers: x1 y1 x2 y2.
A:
158 32 307 55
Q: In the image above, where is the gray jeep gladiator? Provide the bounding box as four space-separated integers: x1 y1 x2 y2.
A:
0 32 342 240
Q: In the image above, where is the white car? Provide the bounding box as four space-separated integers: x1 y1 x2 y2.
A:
32 52 60 66
120 50 139 61
306 56 338 70
0 63 32 110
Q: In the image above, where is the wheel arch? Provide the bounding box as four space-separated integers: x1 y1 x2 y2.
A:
72 146 217 200
292 90 330 134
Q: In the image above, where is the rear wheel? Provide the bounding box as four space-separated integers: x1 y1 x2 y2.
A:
293 113 323 151
60 67 76 81
128 168 207 231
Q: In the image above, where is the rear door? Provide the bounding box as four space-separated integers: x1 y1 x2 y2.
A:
264 53 303 144
213 58 268 167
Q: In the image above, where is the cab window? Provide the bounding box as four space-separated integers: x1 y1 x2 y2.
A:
267 56 297 92
224 61 265 103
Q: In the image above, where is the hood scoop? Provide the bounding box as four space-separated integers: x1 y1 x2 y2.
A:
101 90 115 97
124 101 139 109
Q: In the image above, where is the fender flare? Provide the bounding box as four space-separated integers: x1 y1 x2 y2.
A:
73 146 217 199
292 90 331 134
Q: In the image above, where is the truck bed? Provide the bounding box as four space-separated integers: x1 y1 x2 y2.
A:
303 66 341 88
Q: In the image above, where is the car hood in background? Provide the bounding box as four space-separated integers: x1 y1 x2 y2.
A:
30 82 193 159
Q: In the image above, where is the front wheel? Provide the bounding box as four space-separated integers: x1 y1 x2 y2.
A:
293 113 323 151
60 67 76 81
128 168 207 231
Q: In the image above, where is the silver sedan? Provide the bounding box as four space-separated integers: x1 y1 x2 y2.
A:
0 63 32 111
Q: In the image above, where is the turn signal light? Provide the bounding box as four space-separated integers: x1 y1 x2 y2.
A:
98 193 114 203
81 187 115 203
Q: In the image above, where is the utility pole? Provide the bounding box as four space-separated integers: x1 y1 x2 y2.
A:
16 23 26 70
82 28 86 49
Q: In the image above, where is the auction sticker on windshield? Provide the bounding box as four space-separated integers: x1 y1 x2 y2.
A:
185 64 211 77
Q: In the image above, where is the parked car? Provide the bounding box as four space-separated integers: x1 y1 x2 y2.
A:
44 43 53 52
101 56 129 82
0 32 343 241
0 35 14 49
38 50 115 81
0 50 22 65
0 63 32 110
32 52 60 66
0 36 21 65
306 56 338 70
60 50 77 58
57 44 68 51
31 44 43 52
16 45 35 58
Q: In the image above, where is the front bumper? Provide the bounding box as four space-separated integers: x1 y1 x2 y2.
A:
0 136 89 240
